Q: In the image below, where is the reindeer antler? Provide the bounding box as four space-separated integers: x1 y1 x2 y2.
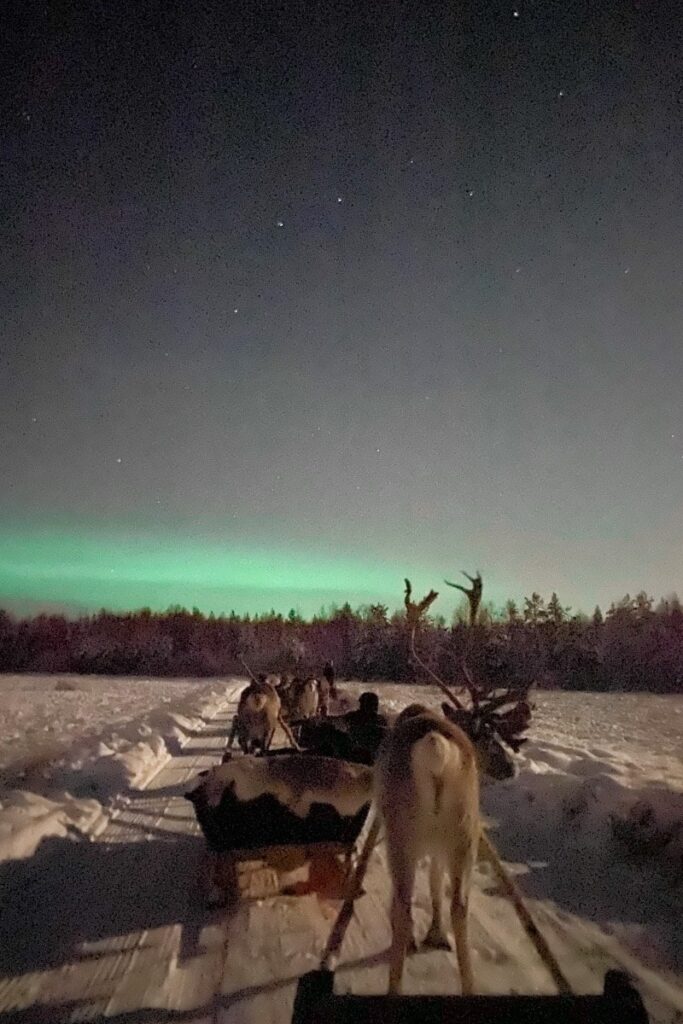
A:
238 653 258 683
459 656 481 709
404 578 465 710
404 578 439 626
444 571 534 750
444 570 483 626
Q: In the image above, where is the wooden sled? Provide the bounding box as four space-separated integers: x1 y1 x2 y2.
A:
186 772 370 903
208 841 356 902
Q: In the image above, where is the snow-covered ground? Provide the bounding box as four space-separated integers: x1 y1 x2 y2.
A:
0 675 681 1023
0 674 236 862
0 673 217 775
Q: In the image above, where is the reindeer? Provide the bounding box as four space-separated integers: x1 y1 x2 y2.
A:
282 677 319 722
374 579 530 996
227 679 281 755
375 702 517 996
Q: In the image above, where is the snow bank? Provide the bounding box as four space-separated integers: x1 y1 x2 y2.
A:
0 673 222 772
484 739 683 881
0 789 104 861
0 678 239 862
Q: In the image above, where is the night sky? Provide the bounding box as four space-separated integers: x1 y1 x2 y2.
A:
1 0 682 619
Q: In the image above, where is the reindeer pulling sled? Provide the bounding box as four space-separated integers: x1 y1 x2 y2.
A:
187 660 374 902
186 577 650 1023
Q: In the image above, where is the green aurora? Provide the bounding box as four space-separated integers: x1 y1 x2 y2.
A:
0 524 458 618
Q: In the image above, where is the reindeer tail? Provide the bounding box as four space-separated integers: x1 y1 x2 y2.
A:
412 730 454 779
411 731 456 815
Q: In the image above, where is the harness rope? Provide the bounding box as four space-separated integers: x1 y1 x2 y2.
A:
316 813 572 994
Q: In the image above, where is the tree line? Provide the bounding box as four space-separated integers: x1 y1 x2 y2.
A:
0 589 681 693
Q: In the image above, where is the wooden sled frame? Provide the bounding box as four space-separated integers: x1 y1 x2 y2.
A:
291 968 650 1023
200 839 361 905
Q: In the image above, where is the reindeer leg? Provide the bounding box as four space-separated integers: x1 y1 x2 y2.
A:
387 844 416 994
422 856 451 949
449 864 475 995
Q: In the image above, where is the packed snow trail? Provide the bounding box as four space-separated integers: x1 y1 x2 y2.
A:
0 683 243 1022
0 680 681 1023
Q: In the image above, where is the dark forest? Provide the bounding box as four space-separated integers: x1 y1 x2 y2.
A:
1 589 681 694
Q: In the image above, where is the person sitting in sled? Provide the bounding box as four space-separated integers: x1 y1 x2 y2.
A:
322 659 338 697
342 691 388 758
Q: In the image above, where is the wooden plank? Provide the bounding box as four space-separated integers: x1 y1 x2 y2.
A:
230 842 352 861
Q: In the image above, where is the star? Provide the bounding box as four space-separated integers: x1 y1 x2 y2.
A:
337 196 343 203
467 189 474 197
513 9 520 17
276 220 284 228
233 307 239 313
116 457 122 464
558 90 565 98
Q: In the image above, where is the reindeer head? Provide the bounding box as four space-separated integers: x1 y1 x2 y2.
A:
441 703 517 781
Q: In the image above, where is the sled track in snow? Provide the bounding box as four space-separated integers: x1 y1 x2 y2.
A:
0 685 243 1023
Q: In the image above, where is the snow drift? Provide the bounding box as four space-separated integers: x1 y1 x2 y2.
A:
0 677 238 862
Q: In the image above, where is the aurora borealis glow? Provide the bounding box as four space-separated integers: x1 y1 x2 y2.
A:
2 2 682 619
0 524 420 617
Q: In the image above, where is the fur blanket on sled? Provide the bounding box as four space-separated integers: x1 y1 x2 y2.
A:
185 754 373 853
